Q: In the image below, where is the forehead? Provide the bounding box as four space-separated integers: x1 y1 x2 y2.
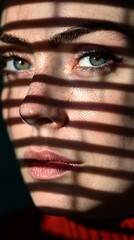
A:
1 1 133 23
0 1 133 43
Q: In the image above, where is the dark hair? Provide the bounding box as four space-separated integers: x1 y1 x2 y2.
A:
0 0 4 18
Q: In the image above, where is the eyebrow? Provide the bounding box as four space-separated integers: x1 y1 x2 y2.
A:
0 33 32 48
0 20 131 48
50 21 131 47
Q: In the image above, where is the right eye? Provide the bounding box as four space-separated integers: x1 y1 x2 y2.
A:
4 57 31 71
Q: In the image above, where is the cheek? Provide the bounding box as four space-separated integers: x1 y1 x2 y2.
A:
71 88 134 147
1 83 28 141
1 88 8 120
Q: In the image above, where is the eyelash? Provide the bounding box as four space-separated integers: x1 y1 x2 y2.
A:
0 46 123 79
74 47 123 78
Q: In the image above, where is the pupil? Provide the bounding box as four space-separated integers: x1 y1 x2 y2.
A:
94 56 100 61
90 56 106 66
18 60 24 66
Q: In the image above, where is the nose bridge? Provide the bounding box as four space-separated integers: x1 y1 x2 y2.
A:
27 78 48 98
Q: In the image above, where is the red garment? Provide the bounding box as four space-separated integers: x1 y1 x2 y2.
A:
41 215 134 240
1 207 134 239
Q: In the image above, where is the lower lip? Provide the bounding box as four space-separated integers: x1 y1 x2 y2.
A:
28 161 79 180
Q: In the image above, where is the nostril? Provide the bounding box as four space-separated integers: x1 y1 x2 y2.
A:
19 99 68 128
36 117 53 126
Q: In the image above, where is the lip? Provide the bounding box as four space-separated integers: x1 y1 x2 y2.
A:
24 149 81 180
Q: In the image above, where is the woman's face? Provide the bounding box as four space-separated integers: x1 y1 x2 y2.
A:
0 0 134 218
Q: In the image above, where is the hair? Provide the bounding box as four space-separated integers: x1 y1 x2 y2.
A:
0 0 4 18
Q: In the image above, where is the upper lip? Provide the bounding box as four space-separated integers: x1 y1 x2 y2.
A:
24 149 81 165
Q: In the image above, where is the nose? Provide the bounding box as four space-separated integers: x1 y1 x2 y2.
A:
19 81 68 129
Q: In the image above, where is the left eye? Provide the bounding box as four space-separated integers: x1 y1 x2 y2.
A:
79 55 108 68
5 57 31 71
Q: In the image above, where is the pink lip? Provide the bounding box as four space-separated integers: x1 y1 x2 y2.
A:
24 149 81 180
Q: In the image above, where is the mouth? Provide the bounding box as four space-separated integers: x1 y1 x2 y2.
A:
24 149 81 180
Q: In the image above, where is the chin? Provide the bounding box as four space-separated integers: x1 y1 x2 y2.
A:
30 190 102 218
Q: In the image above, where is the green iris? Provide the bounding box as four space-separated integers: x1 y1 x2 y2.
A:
90 56 107 66
14 58 31 70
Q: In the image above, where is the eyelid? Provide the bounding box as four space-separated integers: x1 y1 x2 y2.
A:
75 44 123 66
3 52 32 62
76 49 121 62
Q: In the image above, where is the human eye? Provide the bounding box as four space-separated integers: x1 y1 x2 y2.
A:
73 45 123 79
0 53 32 72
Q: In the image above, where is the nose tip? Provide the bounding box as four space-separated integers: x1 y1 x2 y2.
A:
19 95 68 128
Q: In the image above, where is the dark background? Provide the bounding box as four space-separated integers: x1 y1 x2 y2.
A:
0 2 32 217
0 103 32 217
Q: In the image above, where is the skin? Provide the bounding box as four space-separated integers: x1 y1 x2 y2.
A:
0 0 134 219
